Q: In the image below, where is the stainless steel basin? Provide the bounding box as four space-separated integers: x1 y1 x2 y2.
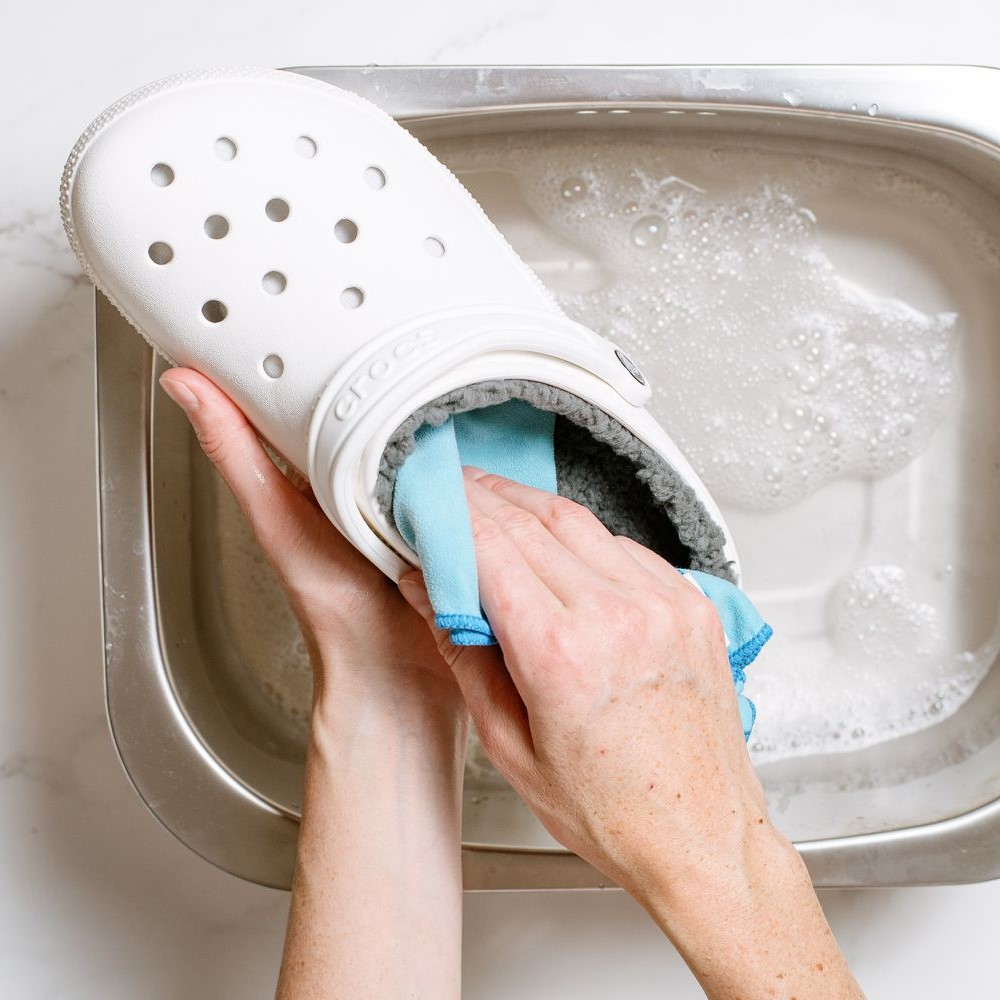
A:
97 65 1000 889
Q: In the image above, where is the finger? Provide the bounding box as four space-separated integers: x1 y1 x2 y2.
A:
406 493 556 701
396 571 473 667
459 488 563 652
260 437 314 496
464 467 654 585
463 474 597 605
613 534 688 591
398 573 535 777
159 368 319 555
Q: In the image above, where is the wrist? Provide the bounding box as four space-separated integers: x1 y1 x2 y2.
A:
310 664 469 771
309 628 468 722
637 821 863 999
634 817 802 938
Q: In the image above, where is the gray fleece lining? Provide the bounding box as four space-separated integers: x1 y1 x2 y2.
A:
375 379 735 582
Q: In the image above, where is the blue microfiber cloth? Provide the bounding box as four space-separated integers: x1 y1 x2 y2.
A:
676 569 770 740
392 399 771 740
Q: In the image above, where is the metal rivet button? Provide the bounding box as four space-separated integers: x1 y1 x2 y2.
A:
615 348 646 385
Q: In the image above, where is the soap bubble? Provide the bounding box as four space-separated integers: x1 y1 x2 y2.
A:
426 129 996 768
560 176 588 202
499 146 959 511
630 214 667 248
779 402 812 431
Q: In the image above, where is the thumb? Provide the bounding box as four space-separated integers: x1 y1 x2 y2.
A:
398 572 536 779
158 368 318 556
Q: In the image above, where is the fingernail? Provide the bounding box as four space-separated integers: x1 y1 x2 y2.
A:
462 465 487 480
397 572 421 595
159 375 200 413
397 574 428 613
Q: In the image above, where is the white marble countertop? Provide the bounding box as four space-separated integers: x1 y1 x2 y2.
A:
4 1 1000 996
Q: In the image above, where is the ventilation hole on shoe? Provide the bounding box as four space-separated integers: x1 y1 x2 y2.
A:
364 166 386 189
340 286 364 309
150 163 174 186
214 137 238 161
265 198 290 222
424 236 446 258
148 242 173 265
262 354 284 378
295 136 317 159
262 270 287 295
204 214 229 239
201 300 227 323
334 219 358 243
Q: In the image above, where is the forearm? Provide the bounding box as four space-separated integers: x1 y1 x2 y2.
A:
276 674 468 1000
636 823 865 1000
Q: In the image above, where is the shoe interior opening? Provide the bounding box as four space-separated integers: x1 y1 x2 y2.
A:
376 378 734 580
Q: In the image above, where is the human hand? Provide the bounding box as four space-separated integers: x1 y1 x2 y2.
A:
399 467 863 999
159 369 470 999
399 465 765 891
157 368 462 719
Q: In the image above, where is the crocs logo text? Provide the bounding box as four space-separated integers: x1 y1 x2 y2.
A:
333 329 439 421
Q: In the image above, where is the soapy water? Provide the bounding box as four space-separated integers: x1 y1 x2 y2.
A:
432 131 1000 766
749 565 1000 761
211 494 314 736
212 130 1000 769
454 139 959 512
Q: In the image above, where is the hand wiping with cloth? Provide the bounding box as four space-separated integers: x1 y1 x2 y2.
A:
159 365 863 1000
391 399 771 740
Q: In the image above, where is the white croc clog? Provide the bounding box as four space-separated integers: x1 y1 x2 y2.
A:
61 67 741 583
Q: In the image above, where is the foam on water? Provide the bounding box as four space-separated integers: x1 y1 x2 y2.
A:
213 129 1000 770
748 565 1000 761
435 130 1000 765
453 137 960 511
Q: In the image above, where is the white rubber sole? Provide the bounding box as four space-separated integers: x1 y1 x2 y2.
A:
62 66 741 582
